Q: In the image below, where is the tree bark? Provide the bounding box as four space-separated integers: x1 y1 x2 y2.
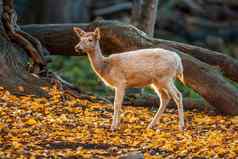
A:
0 0 49 96
131 0 142 27
22 21 238 115
138 0 159 36
1 0 47 69
0 33 49 96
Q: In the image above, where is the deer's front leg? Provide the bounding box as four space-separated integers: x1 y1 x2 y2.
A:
111 86 125 131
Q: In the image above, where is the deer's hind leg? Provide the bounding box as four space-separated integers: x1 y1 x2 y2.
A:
167 81 184 130
148 83 171 129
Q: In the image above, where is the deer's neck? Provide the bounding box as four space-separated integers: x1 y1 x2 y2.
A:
87 41 106 75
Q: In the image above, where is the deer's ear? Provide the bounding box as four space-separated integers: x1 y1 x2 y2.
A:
73 27 85 37
94 27 101 40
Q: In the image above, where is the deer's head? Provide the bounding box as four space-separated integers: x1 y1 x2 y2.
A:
73 27 101 53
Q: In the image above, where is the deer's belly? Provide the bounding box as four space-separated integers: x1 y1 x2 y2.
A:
126 73 153 87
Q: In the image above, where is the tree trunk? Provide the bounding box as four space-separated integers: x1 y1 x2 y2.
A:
138 0 159 36
22 21 238 115
131 0 143 27
0 32 49 96
0 0 49 96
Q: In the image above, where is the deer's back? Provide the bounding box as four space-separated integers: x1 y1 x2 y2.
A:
108 48 179 71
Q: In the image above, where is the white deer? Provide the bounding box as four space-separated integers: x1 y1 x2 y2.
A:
73 27 185 131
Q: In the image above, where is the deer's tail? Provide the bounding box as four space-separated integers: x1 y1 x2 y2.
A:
177 57 185 85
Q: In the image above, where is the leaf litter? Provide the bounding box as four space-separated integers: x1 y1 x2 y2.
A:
0 86 237 158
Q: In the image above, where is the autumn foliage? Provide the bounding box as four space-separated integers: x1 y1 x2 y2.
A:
0 86 238 158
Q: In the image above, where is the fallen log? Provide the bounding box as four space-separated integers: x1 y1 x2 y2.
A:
22 22 238 83
22 20 238 115
122 96 214 112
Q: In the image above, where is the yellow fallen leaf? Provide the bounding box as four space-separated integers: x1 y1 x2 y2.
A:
12 141 23 149
25 118 37 125
0 123 4 129
11 136 19 141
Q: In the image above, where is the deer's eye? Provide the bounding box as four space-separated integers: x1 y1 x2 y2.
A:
88 39 93 42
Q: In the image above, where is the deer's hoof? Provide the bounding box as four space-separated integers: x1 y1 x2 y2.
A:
111 125 118 131
179 125 185 131
147 124 154 129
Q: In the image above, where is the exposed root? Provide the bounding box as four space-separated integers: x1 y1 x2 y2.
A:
1 0 46 74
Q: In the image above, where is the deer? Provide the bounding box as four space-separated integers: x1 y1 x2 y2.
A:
73 27 185 131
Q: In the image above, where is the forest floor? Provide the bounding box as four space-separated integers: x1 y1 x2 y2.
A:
0 86 238 158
